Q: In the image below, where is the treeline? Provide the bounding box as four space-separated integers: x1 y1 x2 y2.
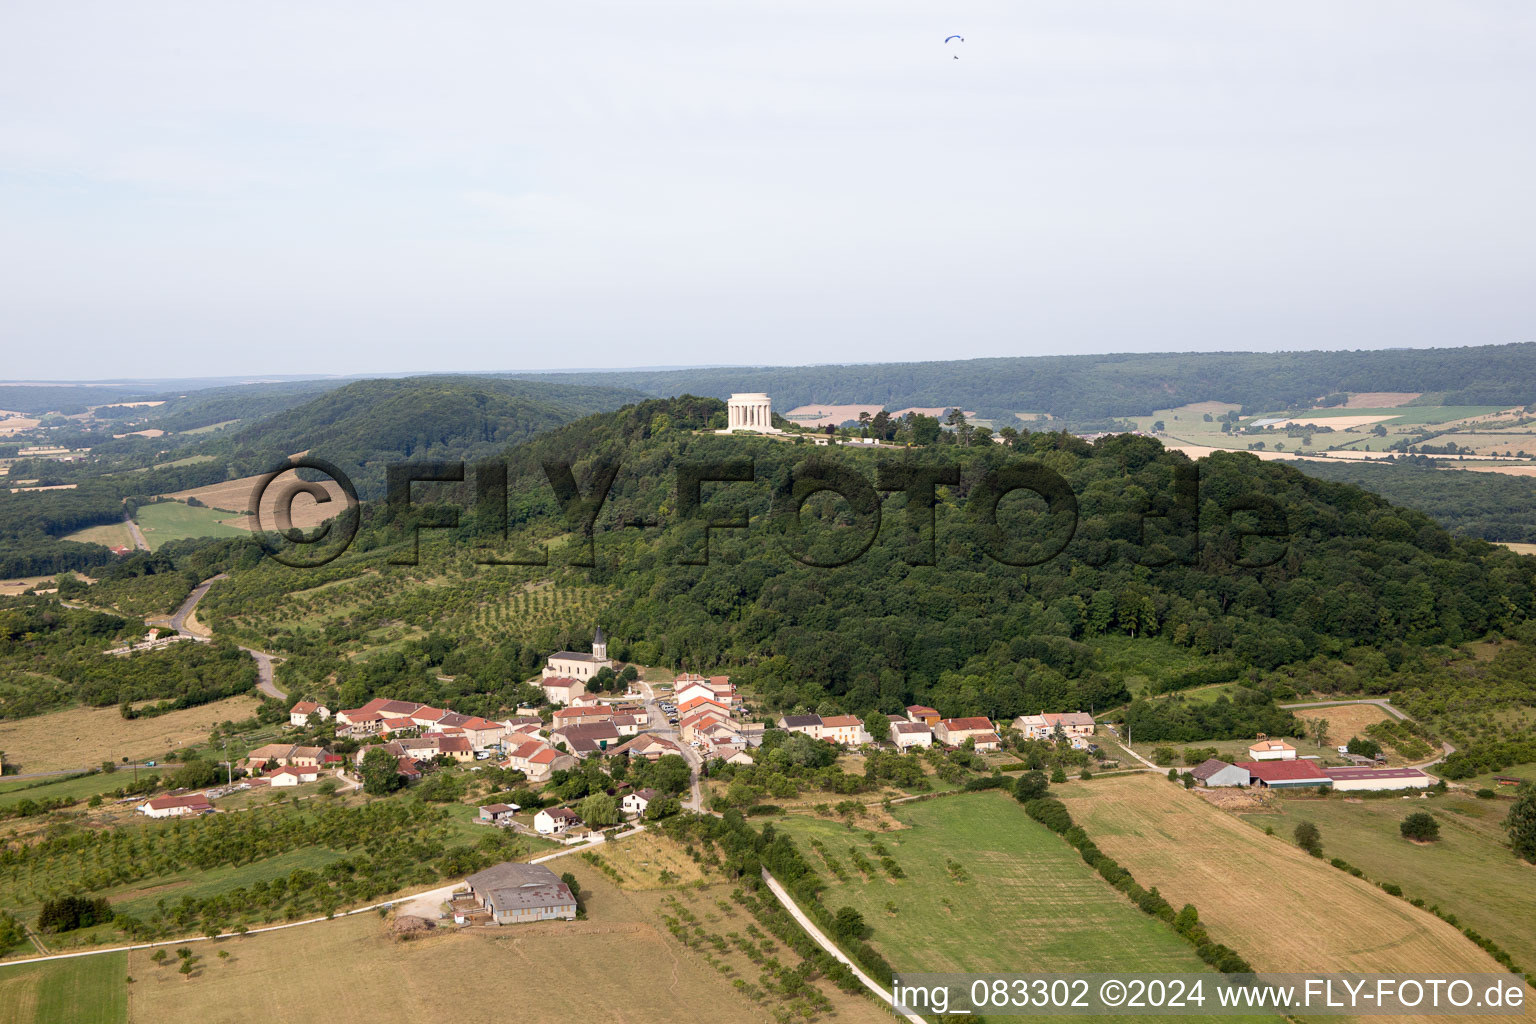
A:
517 342 1536 422
1292 462 1536 543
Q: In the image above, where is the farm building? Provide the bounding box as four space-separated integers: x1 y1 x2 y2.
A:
1189 758 1250 788
1237 760 1331 789
778 714 822 734
1247 739 1297 761
478 803 519 824
1322 766 1432 791
463 862 577 925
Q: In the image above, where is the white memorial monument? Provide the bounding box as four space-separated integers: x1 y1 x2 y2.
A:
723 393 781 434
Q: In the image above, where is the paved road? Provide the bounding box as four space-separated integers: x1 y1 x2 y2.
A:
760 869 924 1024
243 646 286 701
168 573 225 636
637 679 704 810
168 573 287 701
1279 698 1411 721
123 512 149 552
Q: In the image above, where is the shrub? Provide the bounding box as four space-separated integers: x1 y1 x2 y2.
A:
1476 789 1497 800
1400 812 1440 842
1293 821 1323 857
1024 798 1073 834
1013 771 1049 802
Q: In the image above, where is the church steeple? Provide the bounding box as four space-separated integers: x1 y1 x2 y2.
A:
593 626 607 662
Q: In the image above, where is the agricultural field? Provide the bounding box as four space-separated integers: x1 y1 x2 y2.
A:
1057 774 1507 977
0 696 262 773
132 502 248 551
8 860 902 1024
0 771 143 811
774 792 1214 975
1288 704 1403 758
163 472 347 531
0 951 126 1024
58 521 134 551
1239 791 1536 974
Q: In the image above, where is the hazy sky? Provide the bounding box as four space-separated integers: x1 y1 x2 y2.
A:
2 1 1533 380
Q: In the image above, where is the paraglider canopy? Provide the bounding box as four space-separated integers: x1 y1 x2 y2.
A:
944 35 964 43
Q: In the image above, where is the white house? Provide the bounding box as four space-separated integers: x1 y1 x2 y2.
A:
622 788 659 816
1013 712 1096 741
140 793 213 818
541 677 587 706
534 807 583 836
777 714 822 735
890 721 934 750
265 765 321 786
818 715 872 746
1247 739 1297 761
288 700 330 727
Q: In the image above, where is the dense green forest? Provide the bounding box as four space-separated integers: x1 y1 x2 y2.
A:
1290 461 1536 542
0 598 256 719
519 342 1536 421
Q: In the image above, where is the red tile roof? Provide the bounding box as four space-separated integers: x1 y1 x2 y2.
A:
940 717 994 732
1236 760 1331 783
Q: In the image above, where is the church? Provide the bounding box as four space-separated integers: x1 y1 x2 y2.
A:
541 627 614 680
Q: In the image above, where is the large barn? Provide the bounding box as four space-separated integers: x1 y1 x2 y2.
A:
1237 760 1331 789
1322 766 1433 792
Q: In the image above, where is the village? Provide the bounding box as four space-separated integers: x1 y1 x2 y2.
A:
118 625 1463 935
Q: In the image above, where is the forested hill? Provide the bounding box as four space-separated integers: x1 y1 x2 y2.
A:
1288 461 1536 543
450 397 1536 717
516 342 1536 422
0 376 646 576
201 375 648 498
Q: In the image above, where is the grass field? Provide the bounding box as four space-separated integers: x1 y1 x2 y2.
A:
59 521 135 551
0 952 126 1024
0 771 131 810
0 697 261 773
1058 774 1507 977
775 792 1213 975
132 502 248 551
1239 791 1536 974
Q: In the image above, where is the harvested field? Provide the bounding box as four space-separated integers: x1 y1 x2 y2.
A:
1274 414 1396 430
0 696 261 772
1500 542 1536 556
1339 392 1421 408
1059 774 1507 977
0 574 89 598
164 472 349 532
110 867 890 1024
1291 703 1396 753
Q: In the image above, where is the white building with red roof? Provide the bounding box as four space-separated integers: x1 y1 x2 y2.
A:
140 793 214 818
